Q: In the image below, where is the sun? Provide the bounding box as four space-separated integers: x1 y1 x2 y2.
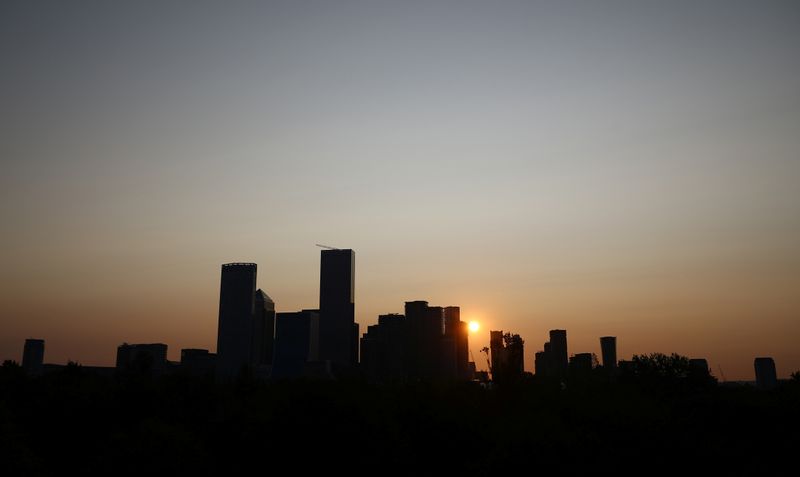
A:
468 321 480 333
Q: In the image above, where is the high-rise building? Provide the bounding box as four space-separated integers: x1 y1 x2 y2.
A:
490 330 524 382
534 350 549 376
549 329 568 379
116 343 168 374
216 263 257 380
569 353 595 375
361 314 407 381
600 336 617 372
442 306 468 380
318 249 356 369
404 301 446 380
180 349 216 377
754 357 778 390
251 289 276 366
271 310 320 379
22 339 45 376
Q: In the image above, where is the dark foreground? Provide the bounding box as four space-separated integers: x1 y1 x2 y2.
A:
1 365 798 476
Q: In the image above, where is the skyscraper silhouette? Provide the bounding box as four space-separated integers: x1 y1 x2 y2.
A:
754 357 778 390
271 310 320 379
600 336 617 372
318 249 356 370
22 339 44 376
490 330 525 382
549 329 568 379
251 289 275 367
443 306 469 380
216 263 257 380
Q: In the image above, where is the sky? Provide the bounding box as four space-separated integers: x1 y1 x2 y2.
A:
1 1 799 380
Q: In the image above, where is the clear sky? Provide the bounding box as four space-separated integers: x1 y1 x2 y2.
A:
1 1 798 380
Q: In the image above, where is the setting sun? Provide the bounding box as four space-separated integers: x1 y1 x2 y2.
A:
468 321 480 333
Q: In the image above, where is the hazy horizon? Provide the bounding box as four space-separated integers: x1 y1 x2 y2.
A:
2 1 799 380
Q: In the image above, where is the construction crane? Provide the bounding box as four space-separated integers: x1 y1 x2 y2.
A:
315 244 341 250
717 365 727 383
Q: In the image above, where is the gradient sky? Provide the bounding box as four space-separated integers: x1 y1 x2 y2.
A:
2 1 799 380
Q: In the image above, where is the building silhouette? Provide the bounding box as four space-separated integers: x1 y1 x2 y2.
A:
271 310 320 379
569 352 596 377
534 350 549 377
443 306 470 380
549 329 568 379
216 263 257 380
116 343 168 374
180 349 216 377
754 357 778 390
361 313 407 381
318 249 357 371
490 330 524 383
600 336 617 372
22 339 45 376
360 301 469 382
251 289 275 367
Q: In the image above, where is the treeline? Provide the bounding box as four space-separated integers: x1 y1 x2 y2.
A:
1 359 798 476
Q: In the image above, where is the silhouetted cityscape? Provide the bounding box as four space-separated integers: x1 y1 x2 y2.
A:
4 247 800 475
10 247 793 387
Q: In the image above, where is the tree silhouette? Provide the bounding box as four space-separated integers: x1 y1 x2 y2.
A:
620 352 715 390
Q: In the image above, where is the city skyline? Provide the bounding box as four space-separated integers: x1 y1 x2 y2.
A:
4 250 794 382
2 1 799 380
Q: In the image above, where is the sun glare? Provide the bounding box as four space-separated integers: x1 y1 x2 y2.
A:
468 321 480 333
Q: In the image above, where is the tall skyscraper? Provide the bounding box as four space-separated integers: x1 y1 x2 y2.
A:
404 300 444 380
534 350 549 376
490 330 525 382
490 330 506 379
251 289 276 367
271 310 320 379
216 263 257 380
22 339 45 376
549 329 568 379
600 336 617 372
754 357 778 390
318 249 356 369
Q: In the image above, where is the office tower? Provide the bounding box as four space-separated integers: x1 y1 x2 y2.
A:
404 301 445 380
180 349 217 377
534 351 549 376
549 329 568 379
600 336 617 371
22 339 45 376
404 300 429 379
754 357 778 390
426 306 444 378
271 310 320 379
352 322 360 365
361 314 407 381
318 249 356 369
490 330 505 379
539 342 553 377
216 263 257 380
456 319 469 380
442 306 468 380
490 330 524 382
569 353 595 375
251 289 276 366
116 343 168 373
